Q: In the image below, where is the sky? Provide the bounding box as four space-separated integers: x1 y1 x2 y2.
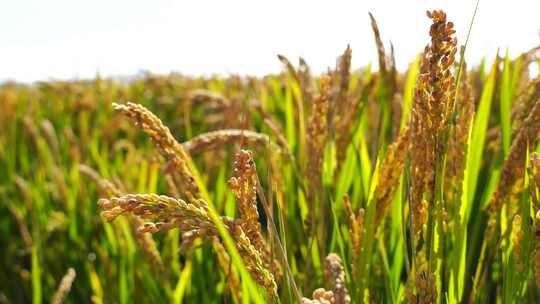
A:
1 0 539 83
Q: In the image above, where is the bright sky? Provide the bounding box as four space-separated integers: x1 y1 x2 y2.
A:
1 0 539 83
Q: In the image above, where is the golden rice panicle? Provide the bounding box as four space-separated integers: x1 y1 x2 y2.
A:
409 51 433 236
99 193 237 272
374 127 411 225
332 46 355 164
228 149 272 268
99 192 242 299
232 224 277 298
410 9 457 236
308 74 331 154
112 102 202 201
369 12 387 77
490 97 540 216
229 150 260 227
98 194 217 236
335 45 352 112
324 253 351 304
301 288 335 304
182 129 277 155
51 268 76 304
307 75 330 192
421 9 458 143
343 195 364 278
426 9 458 132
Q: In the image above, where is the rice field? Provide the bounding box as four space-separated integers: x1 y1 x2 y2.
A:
1 9 540 303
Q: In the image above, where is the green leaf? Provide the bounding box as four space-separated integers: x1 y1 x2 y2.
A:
462 57 498 220
400 56 420 130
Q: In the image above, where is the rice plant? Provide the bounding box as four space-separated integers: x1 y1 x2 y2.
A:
1 8 540 303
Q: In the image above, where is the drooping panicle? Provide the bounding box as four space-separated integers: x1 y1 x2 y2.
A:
98 194 217 234
113 102 202 201
182 129 278 155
